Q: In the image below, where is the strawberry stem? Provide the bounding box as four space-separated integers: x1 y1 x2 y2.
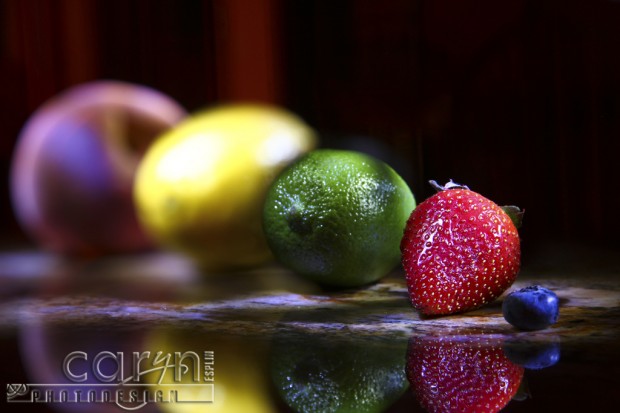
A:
429 179 470 192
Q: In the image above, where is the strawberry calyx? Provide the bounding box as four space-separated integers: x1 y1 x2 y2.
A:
501 205 524 229
429 179 524 229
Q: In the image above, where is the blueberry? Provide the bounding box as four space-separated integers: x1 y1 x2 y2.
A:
502 285 559 331
503 340 561 370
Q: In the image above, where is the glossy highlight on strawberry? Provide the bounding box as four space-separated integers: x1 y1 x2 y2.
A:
401 180 521 315
406 334 524 413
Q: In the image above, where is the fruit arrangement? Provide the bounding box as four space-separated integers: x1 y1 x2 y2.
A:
8 80 569 413
10 81 561 333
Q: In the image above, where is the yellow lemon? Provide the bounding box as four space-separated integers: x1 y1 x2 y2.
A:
134 104 317 271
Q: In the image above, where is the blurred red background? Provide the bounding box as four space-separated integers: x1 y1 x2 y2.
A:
1 0 619 256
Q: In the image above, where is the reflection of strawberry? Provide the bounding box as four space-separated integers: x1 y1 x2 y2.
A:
401 180 521 315
406 335 524 413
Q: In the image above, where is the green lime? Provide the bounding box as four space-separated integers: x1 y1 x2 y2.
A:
262 149 416 287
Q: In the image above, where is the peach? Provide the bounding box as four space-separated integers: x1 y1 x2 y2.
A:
10 80 186 255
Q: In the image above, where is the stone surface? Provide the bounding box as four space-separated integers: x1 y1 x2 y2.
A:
1 247 619 412
0 250 618 345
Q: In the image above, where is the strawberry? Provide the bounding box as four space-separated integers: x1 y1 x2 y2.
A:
406 335 524 413
401 180 521 315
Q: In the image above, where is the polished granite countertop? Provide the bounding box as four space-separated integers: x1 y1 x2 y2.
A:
1 243 619 412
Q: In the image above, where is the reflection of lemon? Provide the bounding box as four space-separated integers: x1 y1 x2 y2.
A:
134 104 317 271
145 328 275 413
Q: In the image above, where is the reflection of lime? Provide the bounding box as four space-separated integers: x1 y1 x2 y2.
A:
271 333 409 413
145 328 275 413
263 149 416 287
134 104 317 271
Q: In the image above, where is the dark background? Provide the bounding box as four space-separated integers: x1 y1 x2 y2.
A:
0 3 618 413
1 0 619 257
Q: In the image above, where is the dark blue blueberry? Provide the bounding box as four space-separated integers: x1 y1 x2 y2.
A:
502 285 559 331
503 340 561 370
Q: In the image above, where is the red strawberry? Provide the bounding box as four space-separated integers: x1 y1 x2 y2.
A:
406 335 524 413
401 180 521 315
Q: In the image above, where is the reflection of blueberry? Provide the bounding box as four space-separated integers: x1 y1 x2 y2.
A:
503 340 561 370
502 285 559 331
